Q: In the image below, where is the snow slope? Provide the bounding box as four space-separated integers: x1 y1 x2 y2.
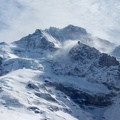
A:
0 69 94 120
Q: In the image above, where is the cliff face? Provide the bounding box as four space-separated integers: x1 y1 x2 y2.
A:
52 42 120 87
14 29 57 51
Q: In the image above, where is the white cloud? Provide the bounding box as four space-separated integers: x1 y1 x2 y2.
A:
0 0 120 43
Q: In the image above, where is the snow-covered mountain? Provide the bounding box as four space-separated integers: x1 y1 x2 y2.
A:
52 42 119 85
45 25 116 53
0 25 120 120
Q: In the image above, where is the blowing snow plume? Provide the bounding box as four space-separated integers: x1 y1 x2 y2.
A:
90 36 116 54
52 40 78 62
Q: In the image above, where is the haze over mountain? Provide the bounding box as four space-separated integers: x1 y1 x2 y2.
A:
0 25 120 120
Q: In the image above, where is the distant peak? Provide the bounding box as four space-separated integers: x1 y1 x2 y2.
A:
0 42 7 45
64 24 85 30
34 29 42 35
48 26 60 31
64 24 78 29
63 24 87 34
78 41 81 45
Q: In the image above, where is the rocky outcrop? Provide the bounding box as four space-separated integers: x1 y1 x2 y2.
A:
43 81 114 108
35 92 57 102
26 81 39 91
27 106 44 114
0 57 3 76
69 42 100 63
99 53 119 67
56 83 114 108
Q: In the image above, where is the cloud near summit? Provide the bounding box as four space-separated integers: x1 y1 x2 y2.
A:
0 0 120 43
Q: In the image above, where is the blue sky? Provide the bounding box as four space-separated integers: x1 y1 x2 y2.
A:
0 0 120 43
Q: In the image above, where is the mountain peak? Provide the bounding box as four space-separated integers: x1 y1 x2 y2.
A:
34 29 42 35
63 24 87 34
69 42 100 62
44 24 88 42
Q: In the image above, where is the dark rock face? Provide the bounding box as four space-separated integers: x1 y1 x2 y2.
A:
52 42 101 76
43 81 114 108
55 83 113 107
26 37 54 50
34 29 42 35
14 29 56 51
0 87 3 92
35 93 57 102
52 42 120 85
99 53 119 67
69 42 100 63
28 106 44 114
26 82 39 90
